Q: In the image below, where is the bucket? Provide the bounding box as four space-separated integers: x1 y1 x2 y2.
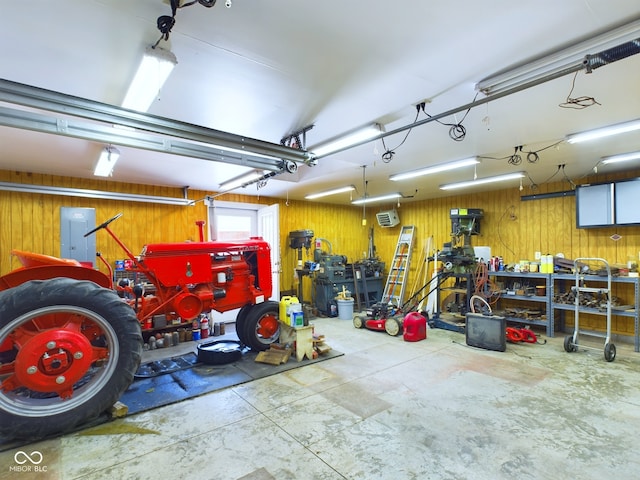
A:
403 312 427 342
336 298 354 320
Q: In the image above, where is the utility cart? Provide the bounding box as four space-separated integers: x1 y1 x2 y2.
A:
564 257 616 362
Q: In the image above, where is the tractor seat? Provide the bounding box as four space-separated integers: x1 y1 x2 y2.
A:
11 250 82 268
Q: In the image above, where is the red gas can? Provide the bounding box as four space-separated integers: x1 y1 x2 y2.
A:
403 312 427 342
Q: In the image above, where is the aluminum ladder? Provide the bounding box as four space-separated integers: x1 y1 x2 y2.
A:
381 225 416 306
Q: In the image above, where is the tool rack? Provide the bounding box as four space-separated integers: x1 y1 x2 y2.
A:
563 258 616 362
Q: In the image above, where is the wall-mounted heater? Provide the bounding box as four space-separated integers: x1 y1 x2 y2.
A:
376 209 400 227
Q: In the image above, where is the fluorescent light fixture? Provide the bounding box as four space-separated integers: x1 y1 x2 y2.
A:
309 123 383 157
352 192 401 205
601 151 640 164
122 45 177 112
389 157 479 181
566 118 640 144
476 18 640 96
440 172 525 191
94 146 120 177
305 185 355 200
218 170 266 190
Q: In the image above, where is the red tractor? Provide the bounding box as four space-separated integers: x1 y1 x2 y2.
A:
0 213 280 439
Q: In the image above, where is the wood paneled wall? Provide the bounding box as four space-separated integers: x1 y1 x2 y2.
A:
2 167 640 336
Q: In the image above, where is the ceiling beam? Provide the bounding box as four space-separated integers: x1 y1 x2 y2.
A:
0 78 313 166
0 106 286 172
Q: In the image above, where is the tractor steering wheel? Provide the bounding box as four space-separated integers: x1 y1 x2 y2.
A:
84 213 123 237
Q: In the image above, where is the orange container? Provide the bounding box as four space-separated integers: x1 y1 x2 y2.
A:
403 312 427 342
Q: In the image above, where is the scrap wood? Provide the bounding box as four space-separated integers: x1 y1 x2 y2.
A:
255 347 291 365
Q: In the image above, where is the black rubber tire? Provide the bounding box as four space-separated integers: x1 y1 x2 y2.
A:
564 335 575 353
0 278 142 439
234 303 252 346
604 343 616 362
242 301 280 352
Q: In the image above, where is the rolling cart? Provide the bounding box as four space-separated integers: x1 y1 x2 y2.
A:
564 257 616 362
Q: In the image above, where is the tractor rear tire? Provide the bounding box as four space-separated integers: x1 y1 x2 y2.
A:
0 278 142 439
242 301 280 351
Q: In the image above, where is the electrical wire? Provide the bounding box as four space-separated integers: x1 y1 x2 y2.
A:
559 71 601 109
380 107 420 163
561 164 576 189
497 205 517 258
154 0 217 46
420 92 478 142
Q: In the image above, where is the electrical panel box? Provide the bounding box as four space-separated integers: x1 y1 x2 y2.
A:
60 207 96 267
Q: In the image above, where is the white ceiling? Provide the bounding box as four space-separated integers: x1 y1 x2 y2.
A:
1 1 639 205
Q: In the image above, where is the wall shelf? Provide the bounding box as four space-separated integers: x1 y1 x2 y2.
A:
488 271 553 336
432 269 639 351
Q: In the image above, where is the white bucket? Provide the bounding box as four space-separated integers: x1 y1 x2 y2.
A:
337 298 354 320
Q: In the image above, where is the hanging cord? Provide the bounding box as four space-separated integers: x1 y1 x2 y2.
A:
380 106 420 163
561 164 576 189
559 71 601 110
420 92 478 142
154 0 218 46
483 140 563 170
497 205 517 258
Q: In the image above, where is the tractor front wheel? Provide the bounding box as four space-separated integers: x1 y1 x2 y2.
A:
242 301 280 351
0 278 142 439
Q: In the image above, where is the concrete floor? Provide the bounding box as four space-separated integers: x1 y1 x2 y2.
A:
2 316 640 480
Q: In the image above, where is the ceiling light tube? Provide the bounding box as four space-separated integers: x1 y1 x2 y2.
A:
389 157 479 181
218 170 266 190
309 123 383 158
122 45 177 112
351 192 401 205
94 146 120 177
440 172 525 191
601 151 640 164
476 18 640 96
305 185 355 200
566 118 640 144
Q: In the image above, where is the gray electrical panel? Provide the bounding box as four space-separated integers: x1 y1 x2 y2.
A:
60 207 96 267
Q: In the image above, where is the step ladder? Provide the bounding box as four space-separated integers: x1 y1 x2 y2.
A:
381 225 416 306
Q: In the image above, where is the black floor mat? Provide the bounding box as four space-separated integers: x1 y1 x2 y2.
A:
122 348 342 414
0 348 343 451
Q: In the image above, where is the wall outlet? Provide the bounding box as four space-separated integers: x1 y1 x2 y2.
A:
534 251 542 260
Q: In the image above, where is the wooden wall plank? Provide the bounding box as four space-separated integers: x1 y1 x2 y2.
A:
1 167 640 337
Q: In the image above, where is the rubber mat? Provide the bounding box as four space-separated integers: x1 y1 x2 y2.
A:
121 348 343 415
0 349 343 451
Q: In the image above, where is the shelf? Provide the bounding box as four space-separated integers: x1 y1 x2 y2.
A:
499 294 547 303
552 302 637 317
488 272 553 337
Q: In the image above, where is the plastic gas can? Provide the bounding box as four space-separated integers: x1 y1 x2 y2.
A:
279 296 300 325
403 312 427 342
